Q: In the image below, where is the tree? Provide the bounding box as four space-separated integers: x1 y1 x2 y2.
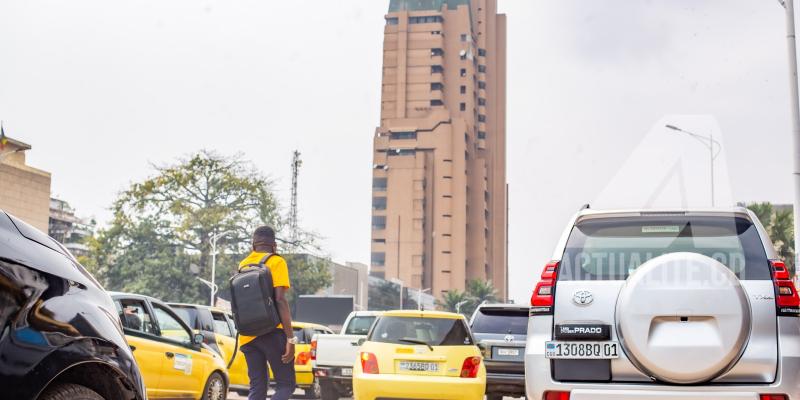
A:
467 279 498 305
282 254 333 303
747 202 795 274
84 151 305 303
436 289 472 316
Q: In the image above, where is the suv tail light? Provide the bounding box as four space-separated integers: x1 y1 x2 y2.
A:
310 339 317 361
771 260 800 316
544 391 570 400
531 261 559 314
760 395 788 400
360 352 379 374
295 351 311 365
459 356 481 378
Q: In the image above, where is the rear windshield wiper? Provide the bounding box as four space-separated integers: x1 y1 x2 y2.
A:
398 339 433 351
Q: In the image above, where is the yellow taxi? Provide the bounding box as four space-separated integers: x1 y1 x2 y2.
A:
110 293 229 400
352 310 486 400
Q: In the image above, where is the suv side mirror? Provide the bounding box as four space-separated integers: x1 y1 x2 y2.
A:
193 333 205 345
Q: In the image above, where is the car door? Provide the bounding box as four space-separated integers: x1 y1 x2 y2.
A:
211 310 249 387
150 303 207 398
116 298 164 397
222 312 251 387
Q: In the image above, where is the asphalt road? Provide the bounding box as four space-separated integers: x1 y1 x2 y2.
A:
226 392 522 399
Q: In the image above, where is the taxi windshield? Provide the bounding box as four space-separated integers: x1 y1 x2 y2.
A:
369 316 473 346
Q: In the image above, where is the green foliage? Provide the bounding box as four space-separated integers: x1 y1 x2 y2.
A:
282 254 333 303
436 289 472 316
436 279 499 317
747 202 795 274
84 151 291 304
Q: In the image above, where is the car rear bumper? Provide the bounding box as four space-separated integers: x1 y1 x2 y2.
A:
568 390 760 399
486 372 526 395
353 373 485 400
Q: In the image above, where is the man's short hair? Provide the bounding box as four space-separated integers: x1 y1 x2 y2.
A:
253 226 276 245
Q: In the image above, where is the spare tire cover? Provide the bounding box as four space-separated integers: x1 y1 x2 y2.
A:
616 252 751 384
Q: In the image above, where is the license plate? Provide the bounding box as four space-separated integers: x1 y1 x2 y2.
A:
497 347 520 356
398 361 439 372
340 368 352 376
545 341 620 359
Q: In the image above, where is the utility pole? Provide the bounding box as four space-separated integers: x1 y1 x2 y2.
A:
290 150 302 245
783 0 800 269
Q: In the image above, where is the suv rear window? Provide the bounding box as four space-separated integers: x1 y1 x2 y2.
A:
471 308 528 335
369 316 473 346
560 216 771 281
344 316 376 335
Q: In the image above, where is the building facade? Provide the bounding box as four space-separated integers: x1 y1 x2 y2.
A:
49 197 95 257
0 137 51 232
370 0 508 300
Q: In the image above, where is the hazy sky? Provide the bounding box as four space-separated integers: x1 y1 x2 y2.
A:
0 1 795 302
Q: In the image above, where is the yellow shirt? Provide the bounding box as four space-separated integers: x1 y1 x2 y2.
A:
237 252 290 345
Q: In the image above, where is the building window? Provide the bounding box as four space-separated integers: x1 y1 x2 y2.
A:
372 197 387 210
372 216 386 230
478 48 487 57
390 131 417 140
478 98 486 106
460 34 468 42
391 148 416 156
431 48 444 57
410 15 443 24
373 238 386 244
478 81 486 89
430 99 444 106
478 114 486 122
431 65 444 73
460 68 467 77
431 82 444 91
478 65 486 73
460 85 466 94
386 17 399 25
431 30 441 35
371 252 386 266
478 131 486 139
459 103 466 111
373 177 387 191
460 53 467 61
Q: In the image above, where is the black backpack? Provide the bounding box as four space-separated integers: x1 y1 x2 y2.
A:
229 254 281 337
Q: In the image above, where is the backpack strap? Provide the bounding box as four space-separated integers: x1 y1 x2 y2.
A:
239 253 276 272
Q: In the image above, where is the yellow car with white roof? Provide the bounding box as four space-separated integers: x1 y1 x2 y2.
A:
352 310 486 400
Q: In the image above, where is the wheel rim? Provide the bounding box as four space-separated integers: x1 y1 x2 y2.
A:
207 376 224 400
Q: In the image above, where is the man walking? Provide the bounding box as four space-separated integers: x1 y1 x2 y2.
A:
238 226 296 400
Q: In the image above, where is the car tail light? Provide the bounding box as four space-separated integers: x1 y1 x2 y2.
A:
295 351 312 365
360 352 379 374
460 356 481 378
544 391 571 400
310 339 317 361
531 261 559 311
760 395 788 400
771 260 800 316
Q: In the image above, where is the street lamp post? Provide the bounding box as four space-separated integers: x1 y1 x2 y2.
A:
781 0 800 268
209 230 234 306
455 299 471 315
665 124 721 207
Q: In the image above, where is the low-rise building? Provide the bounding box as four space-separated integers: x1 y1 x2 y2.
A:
0 136 51 231
49 197 95 257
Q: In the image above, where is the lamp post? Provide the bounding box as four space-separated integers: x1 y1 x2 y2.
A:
456 299 471 315
780 0 800 268
665 124 721 207
209 230 234 306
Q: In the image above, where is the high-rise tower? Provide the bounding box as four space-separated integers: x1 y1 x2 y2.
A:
370 0 507 300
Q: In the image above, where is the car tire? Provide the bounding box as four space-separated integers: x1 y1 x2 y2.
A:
319 380 339 400
303 380 322 399
39 384 104 400
201 372 227 400
487 395 503 400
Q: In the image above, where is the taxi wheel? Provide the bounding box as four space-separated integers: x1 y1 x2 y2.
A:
201 372 227 400
39 384 103 400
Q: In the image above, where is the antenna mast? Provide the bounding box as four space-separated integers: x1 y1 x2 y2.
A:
290 150 302 243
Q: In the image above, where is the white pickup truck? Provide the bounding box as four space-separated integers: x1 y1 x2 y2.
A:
312 311 381 400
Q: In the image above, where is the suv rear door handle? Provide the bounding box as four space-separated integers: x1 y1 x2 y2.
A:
165 352 175 358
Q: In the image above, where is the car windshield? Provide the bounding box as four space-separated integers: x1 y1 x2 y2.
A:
471 308 528 335
560 216 771 281
369 316 473 346
344 316 377 335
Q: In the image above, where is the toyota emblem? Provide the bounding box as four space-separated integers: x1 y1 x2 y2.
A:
504 334 514 342
573 290 594 306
